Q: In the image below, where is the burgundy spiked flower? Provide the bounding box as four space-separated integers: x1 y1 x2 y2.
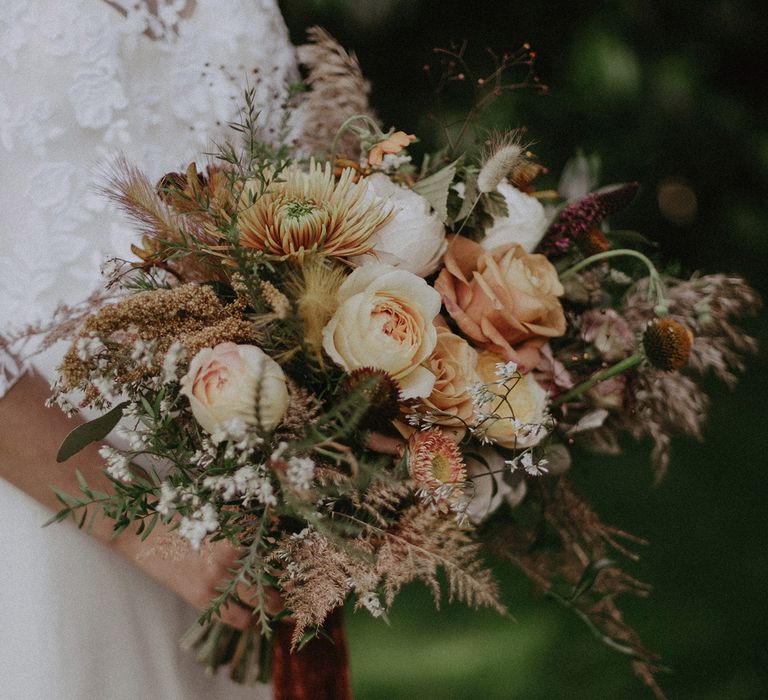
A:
538 182 640 256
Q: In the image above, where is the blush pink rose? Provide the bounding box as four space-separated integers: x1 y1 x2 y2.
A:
434 236 567 371
180 342 288 439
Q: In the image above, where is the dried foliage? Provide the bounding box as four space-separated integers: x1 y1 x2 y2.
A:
104 157 223 281
488 479 665 698
297 27 377 158
58 284 260 402
273 481 505 647
619 273 760 479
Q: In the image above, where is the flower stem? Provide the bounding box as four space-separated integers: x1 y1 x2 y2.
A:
553 353 643 406
330 114 381 165
560 248 669 314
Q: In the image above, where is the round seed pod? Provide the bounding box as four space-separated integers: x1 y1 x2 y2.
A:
642 318 694 371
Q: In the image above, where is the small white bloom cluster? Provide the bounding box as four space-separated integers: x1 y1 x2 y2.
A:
359 591 385 618
375 152 412 173
98 445 132 482
506 451 549 477
285 456 315 491
202 464 277 507
75 334 106 361
115 424 151 451
178 503 219 551
494 360 519 382
161 341 186 384
130 338 157 367
156 482 222 550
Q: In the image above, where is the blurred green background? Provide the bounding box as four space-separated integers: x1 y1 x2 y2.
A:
280 2 768 697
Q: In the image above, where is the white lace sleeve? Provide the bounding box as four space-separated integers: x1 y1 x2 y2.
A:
0 0 299 388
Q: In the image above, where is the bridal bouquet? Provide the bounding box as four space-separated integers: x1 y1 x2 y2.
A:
45 30 758 696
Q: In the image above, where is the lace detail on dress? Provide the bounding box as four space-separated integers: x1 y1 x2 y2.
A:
0 0 299 371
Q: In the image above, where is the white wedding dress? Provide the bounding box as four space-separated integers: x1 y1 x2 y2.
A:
0 1 299 697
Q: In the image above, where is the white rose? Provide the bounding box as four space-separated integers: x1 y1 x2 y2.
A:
352 173 447 277
465 448 527 524
322 263 441 399
481 181 548 253
180 342 288 440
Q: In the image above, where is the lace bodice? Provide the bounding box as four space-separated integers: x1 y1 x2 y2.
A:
0 0 299 392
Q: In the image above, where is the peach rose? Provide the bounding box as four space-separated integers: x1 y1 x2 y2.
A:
180 342 288 440
322 263 441 399
434 236 566 371
419 325 479 427
476 351 550 449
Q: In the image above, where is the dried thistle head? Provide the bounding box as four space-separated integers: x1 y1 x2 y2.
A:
340 367 401 427
238 161 391 261
642 318 694 371
156 162 235 218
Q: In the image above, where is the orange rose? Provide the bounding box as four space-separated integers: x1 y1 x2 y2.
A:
434 236 566 371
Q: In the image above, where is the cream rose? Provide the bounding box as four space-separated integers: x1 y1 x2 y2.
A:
180 342 288 440
476 351 550 449
352 173 447 277
481 181 549 253
322 263 441 399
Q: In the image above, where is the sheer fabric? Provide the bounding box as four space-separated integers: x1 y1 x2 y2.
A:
0 1 298 696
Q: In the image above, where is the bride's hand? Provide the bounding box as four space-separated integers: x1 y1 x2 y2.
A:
125 529 283 631
0 373 280 631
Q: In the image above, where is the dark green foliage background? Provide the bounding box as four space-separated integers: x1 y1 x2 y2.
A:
280 2 768 697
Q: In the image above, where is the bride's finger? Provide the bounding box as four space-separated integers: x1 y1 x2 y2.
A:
215 598 255 632
232 581 283 617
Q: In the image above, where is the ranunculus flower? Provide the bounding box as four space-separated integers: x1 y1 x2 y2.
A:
368 131 415 166
352 173 447 277
434 236 566 371
419 325 479 427
481 181 549 253
180 342 289 440
322 263 441 399
476 351 550 449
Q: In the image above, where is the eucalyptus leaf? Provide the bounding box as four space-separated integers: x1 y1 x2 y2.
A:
56 401 130 463
412 158 460 223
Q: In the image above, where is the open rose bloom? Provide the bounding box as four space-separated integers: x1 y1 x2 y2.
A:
435 236 567 371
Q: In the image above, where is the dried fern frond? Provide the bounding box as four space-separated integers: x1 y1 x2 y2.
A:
297 27 378 158
489 479 665 698
373 505 506 614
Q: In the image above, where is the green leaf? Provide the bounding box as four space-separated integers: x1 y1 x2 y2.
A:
56 401 130 463
412 158 460 223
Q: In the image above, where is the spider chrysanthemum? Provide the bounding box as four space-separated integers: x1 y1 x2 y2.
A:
643 318 694 371
238 161 392 262
408 429 467 504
